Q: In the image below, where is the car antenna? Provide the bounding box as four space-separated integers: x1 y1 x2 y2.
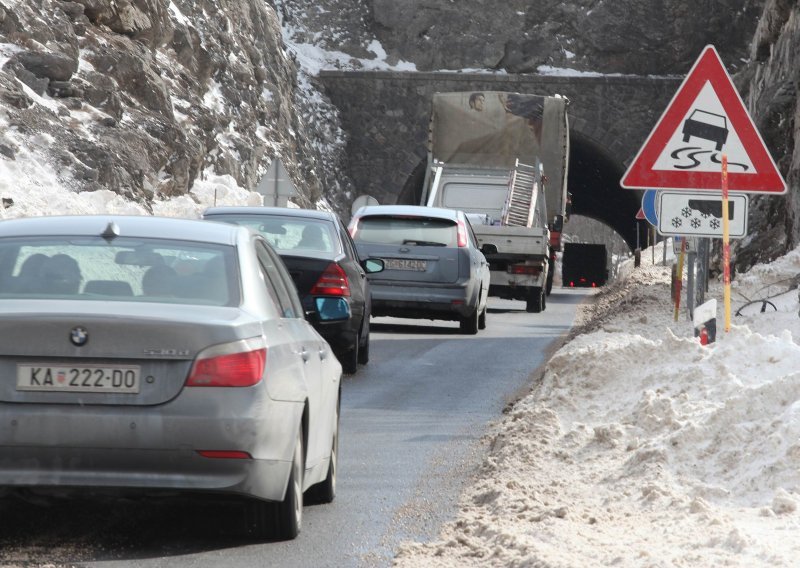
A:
101 221 120 242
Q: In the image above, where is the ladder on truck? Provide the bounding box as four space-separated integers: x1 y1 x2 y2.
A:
501 159 542 228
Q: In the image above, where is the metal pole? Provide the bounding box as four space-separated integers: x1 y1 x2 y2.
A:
695 238 707 306
273 161 279 206
687 250 696 320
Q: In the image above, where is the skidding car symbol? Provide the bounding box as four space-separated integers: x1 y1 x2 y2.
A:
682 109 729 151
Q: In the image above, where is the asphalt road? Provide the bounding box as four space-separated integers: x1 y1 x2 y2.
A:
0 289 590 568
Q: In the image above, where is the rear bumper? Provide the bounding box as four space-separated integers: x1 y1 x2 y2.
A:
0 446 290 501
0 390 304 502
370 281 475 320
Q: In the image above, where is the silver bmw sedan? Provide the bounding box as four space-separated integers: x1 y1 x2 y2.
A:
0 215 342 540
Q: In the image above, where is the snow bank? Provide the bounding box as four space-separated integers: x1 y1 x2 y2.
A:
395 250 800 567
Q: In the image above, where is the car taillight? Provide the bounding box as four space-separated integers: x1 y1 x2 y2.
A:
310 263 351 297
508 264 542 275
186 345 266 387
457 220 468 248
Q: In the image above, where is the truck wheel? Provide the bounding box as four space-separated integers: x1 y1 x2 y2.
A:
526 287 544 313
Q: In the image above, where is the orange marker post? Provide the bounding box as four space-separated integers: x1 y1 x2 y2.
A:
721 155 731 332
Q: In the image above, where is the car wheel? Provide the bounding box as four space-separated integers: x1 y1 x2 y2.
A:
460 308 479 335
478 302 487 330
306 395 339 504
357 321 369 365
526 287 544 313
341 334 359 375
247 429 303 540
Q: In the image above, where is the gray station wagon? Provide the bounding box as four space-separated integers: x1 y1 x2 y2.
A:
348 205 490 334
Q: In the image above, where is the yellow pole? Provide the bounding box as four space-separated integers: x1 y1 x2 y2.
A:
721 155 731 332
674 238 686 321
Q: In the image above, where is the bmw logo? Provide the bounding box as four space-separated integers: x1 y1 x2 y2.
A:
70 326 89 346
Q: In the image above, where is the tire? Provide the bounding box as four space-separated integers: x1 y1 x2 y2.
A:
478 303 487 330
545 259 554 296
247 429 303 540
306 395 339 505
357 321 369 365
460 308 479 335
526 287 544 313
341 333 359 375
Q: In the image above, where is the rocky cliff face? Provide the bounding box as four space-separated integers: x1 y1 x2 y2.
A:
368 0 764 76
0 0 351 214
736 0 799 267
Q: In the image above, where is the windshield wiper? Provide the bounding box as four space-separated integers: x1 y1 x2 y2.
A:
402 239 447 247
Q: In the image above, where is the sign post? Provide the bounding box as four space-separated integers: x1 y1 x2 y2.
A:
721 155 731 331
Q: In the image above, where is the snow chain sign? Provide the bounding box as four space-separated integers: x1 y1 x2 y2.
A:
621 45 786 195
658 192 748 238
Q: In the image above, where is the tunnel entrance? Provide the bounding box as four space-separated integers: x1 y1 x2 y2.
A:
398 130 649 251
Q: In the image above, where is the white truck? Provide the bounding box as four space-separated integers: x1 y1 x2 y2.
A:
419 91 570 313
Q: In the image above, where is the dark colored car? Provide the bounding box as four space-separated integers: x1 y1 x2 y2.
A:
203 207 382 374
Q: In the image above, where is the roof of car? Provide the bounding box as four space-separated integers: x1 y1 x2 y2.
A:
351 205 461 221
0 215 245 245
203 206 337 222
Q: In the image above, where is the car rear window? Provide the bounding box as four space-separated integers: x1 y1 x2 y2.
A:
0 236 239 306
206 214 337 254
353 215 457 247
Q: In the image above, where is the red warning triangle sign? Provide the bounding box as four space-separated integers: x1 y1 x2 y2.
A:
635 208 646 220
621 45 786 194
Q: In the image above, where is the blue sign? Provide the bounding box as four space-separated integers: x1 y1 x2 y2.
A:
641 189 659 227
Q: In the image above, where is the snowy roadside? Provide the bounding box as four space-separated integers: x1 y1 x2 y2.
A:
394 244 800 567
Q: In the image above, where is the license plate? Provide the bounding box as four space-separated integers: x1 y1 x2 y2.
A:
16 364 141 393
385 258 427 271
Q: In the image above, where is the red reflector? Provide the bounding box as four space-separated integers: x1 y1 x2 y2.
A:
569 281 575 287
197 450 252 459
310 263 350 296
187 348 266 387
451 299 464 306
509 264 542 275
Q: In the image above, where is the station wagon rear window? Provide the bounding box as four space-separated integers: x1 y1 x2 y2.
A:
352 216 457 247
0 236 239 306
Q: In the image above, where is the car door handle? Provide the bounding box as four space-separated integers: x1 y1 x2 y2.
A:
319 348 328 360
299 348 309 363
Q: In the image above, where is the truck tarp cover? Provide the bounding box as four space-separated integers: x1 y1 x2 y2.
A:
429 91 568 216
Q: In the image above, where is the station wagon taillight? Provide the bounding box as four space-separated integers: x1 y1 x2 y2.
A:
457 220 468 248
310 263 351 297
187 345 266 387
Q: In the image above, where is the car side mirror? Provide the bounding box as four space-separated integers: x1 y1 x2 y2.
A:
480 244 498 255
314 297 351 322
362 258 385 274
